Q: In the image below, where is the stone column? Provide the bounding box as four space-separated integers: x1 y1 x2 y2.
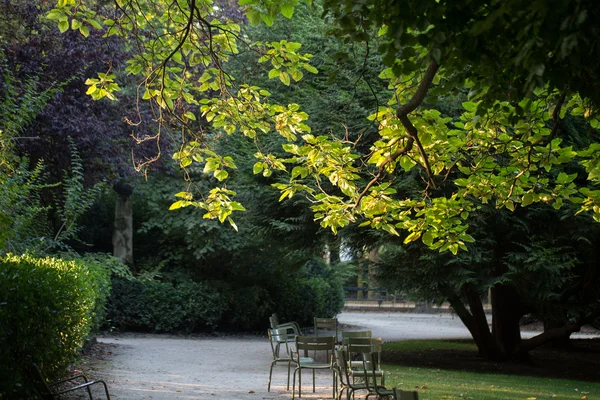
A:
112 180 134 267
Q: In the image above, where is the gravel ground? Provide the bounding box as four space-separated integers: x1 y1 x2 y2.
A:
79 311 599 400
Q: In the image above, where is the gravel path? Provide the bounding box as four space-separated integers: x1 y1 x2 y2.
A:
87 311 599 400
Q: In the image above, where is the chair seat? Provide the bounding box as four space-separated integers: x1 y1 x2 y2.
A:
350 368 384 376
299 361 331 368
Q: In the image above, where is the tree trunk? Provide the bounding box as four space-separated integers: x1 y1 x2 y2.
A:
367 248 379 300
357 255 364 300
491 284 524 359
542 318 572 349
446 286 502 361
328 236 341 265
112 181 134 268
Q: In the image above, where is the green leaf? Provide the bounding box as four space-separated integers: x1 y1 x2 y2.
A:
180 158 192 168
505 200 515 211
404 231 421 244
204 161 218 173
46 10 65 20
246 9 261 25
279 71 291 85
268 69 280 79
228 217 239 232
522 193 534 207
174 191 192 199
280 4 294 18
184 112 196 121
79 25 90 37
422 231 434 246
303 64 318 74
261 13 274 26
58 20 69 33
462 101 477 112
214 170 229 181
169 200 186 210
253 162 264 175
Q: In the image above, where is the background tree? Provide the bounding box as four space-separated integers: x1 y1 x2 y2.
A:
42 0 600 354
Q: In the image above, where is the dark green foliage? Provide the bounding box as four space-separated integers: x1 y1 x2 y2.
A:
323 0 600 107
0 254 111 397
107 278 227 332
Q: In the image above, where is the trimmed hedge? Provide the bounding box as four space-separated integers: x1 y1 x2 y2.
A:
0 254 111 397
107 278 227 332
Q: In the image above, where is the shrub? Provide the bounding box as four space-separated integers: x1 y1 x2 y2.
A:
275 275 345 327
0 254 111 397
107 277 227 332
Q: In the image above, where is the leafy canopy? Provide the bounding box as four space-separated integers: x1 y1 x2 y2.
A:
46 0 600 253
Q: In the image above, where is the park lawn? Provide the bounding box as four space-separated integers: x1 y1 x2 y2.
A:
382 341 599 400
383 365 598 400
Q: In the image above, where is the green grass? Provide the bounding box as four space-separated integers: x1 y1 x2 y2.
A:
384 340 478 352
380 340 598 400
384 365 597 400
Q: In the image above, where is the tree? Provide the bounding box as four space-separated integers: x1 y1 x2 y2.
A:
44 0 600 357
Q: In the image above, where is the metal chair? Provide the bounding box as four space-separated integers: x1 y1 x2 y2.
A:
314 317 339 342
346 337 385 385
362 351 393 399
292 335 336 399
270 313 303 336
25 363 110 399
341 330 372 344
268 328 297 391
334 349 370 400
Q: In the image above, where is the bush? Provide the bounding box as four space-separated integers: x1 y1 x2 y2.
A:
274 274 345 327
107 277 227 332
0 254 111 397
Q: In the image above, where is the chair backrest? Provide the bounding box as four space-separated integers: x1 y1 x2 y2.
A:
295 335 336 364
334 349 351 386
268 328 294 359
341 330 372 345
362 351 388 395
269 314 280 329
24 364 55 400
314 317 338 341
347 337 382 369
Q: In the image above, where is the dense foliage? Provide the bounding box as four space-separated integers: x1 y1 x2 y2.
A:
0 254 111 397
1 0 597 368
108 277 227 332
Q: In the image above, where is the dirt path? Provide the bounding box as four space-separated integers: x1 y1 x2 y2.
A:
85 312 599 400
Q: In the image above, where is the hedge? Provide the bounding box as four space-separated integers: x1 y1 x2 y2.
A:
0 254 111 397
107 277 227 332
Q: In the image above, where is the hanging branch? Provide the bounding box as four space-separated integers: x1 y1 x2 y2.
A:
354 60 439 207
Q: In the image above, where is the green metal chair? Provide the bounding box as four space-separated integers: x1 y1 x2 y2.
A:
334 349 370 400
25 363 111 399
346 337 385 385
270 313 303 336
341 331 372 370
268 328 297 391
314 317 339 342
362 351 393 400
341 330 372 344
292 335 336 399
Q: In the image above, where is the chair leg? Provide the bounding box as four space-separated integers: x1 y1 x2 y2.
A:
292 368 298 400
287 360 291 390
312 369 315 392
332 370 336 400
299 368 302 397
268 361 275 392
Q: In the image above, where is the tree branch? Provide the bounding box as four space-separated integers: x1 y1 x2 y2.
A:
354 61 439 207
